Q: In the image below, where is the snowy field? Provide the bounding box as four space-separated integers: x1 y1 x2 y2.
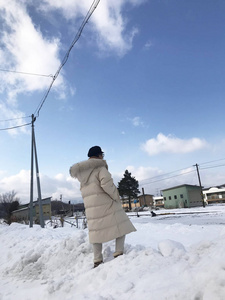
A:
1 204 225 300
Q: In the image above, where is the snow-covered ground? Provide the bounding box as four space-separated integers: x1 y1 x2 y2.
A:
1 204 225 300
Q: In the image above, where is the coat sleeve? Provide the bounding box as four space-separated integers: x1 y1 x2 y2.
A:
98 167 120 202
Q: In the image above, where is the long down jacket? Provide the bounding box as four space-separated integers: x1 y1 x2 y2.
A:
70 158 136 244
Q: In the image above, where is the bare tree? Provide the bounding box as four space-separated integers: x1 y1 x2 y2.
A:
0 190 20 224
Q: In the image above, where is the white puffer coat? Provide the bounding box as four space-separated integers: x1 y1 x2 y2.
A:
70 158 136 243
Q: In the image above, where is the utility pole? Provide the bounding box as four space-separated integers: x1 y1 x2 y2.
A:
142 188 146 206
29 114 45 228
29 115 35 227
194 163 205 208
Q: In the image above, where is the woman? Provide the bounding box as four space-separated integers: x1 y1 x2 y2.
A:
70 146 136 267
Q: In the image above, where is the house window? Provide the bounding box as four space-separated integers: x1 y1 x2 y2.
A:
164 197 166 201
169 196 171 200
180 194 183 198
174 195 177 199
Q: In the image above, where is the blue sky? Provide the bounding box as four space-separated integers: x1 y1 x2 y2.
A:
0 0 225 203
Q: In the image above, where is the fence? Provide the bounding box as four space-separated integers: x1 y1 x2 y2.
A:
46 215 87 229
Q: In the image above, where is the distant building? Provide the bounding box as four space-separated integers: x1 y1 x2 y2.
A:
153 196 164 208
51 201 85 216
162 184 202 209
203 185 225 204
121 194 153 210
73 203 85 212
121 197 139 211
138 194 154 207
12 197 51 223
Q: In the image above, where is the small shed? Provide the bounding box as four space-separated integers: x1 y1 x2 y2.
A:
138 194 154 207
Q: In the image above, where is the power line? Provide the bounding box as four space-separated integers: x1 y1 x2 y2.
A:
0 116 31 122
34 0 100 118
0 68 54 78
0 115 31 131
139 161 225 187
0 122 31 131
0 0 100 132
139 169 196 186
199 158 225 166
201 163 225 170
139 165 194 184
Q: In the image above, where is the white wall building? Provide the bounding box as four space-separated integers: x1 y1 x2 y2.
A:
203 186 225 204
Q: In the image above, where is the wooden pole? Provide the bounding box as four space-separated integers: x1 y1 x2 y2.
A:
194 163 205 208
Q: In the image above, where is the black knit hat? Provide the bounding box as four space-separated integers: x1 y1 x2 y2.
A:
87 146 104 157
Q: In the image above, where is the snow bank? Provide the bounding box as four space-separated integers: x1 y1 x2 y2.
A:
1 206 225 299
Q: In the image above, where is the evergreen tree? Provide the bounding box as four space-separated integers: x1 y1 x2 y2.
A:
118 170 140 211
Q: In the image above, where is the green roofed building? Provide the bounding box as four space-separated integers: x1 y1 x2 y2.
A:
162 184 202 209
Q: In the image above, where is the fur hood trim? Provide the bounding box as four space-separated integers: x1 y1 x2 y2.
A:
70 159 108 183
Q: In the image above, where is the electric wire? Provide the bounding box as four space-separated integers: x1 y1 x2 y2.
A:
138 159 225 187
201 163 225 170
0 0 100 131
0 122 32 131
199 158 225 165
0 116 31 122
0 68 54 78
139 162 225 188
0 115 32 130
139 169 196 186
34 0 100 118
139 165 195 184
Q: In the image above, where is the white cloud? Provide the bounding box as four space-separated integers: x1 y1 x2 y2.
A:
0 0 65 130
93 1 139 57
40 173 81 202
141 133 208 156
39 0 140 57
119 165 225 196
0 170 82 204
113 165 163 186
132 116 143 127
129 116 144 127
0 0 144 130
0 103 30 134
1 164 224 204
113 165 166 196
143 40 153 50
128 0 148 5
0 170 30 202
0 1 63 93
125 165 162 181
